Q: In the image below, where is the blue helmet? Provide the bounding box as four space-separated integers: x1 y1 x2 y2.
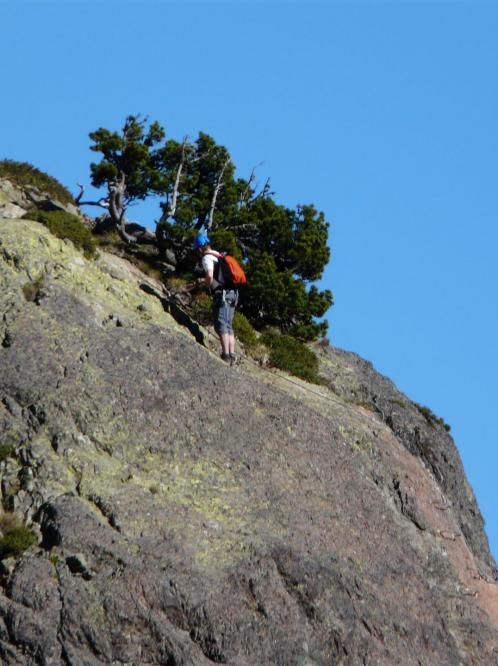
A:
194 231 210 249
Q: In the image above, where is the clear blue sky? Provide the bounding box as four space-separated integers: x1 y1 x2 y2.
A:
2 1 497 559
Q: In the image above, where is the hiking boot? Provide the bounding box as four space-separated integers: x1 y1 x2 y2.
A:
229 353 237 367
220 352 230 363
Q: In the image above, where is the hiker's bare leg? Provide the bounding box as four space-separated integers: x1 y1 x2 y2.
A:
228 334 235 354
220 333 231 355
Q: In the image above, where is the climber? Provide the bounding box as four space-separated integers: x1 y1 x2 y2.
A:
194 231 239 365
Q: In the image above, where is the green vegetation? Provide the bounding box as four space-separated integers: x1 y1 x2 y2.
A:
5 125 333 342
0 159 75 204
89 116 333 340
0 527 37 559
93 228 121 248
190 292 212 326
390 399 408 409
415 403 451 432
0 513 37 559
261 330 323 384
26 209 97 259
88 116 167 243
233 312 258 349
127 253 163 281
165 275 190 292
0 444 15 462
22 276 45 303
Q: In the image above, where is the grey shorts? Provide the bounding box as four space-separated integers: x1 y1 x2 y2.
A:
213 290 238 335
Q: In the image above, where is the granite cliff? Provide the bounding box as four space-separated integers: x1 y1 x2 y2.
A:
0 188 497 664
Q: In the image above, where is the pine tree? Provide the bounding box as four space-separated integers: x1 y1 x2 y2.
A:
87 117 333 339
156 133 333 340
87 115 167 242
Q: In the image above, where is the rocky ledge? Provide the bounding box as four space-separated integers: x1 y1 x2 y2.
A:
0 217 497 665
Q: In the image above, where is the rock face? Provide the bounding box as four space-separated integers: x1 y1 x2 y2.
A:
0 178 81 220
0 216 497 665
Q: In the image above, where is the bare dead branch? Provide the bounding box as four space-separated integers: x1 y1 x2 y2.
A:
206 156 231 231
107 172 137 243
236 238 251 254
253 177 272 201
223 223 258 233
78 198 110 209
76 182 111 209
116 221 138 245
239 162 264 204
166 136 189 220
75 183 85 204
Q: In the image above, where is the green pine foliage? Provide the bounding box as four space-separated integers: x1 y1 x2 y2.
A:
27 209 97 259
90 116 333 340
156 135 332 339
89 118 167 201
261 330 323 384
0 160 75 205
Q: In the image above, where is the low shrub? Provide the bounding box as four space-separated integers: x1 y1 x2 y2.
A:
165 275 190 292
0 520 37 559
22 276 46 303
128 255 163 281
0 159 75 204
415 403 451 432
233 312 258 348
0 444 15 462
190 292 213 326
26 209 97 259
93 229 122 248
49 553 60 567
261 330 322 384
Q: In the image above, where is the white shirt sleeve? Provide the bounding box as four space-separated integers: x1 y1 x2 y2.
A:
202 254 217 275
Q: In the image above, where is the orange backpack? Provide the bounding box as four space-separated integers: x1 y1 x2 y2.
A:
206 251 247 287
